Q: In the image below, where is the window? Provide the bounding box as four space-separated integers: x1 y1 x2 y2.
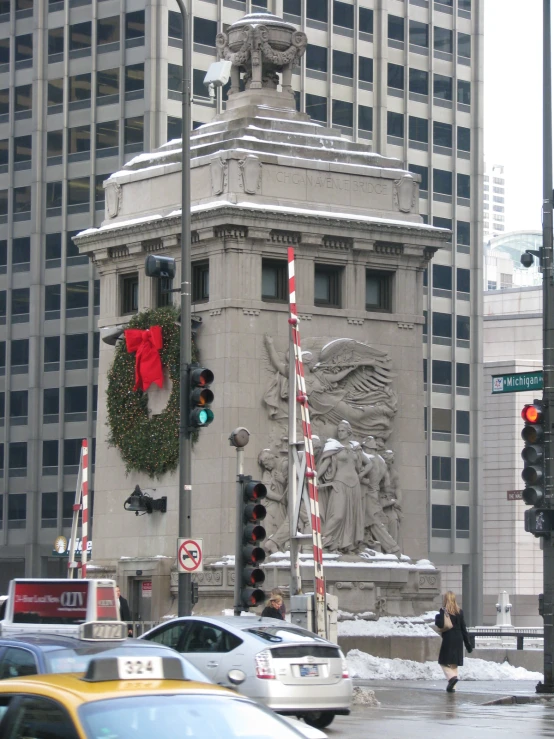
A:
409 69 428 95
457 410 470 436
192 261 209 303
314 265 340 307
12 237 30 268
366 270 392 312
121 274 139 314
10 390 27 419
66 281 88 311
0 190 6 216
458 79 471 105
44 336 60 366
67 75 90 106
97 16 120 45
433 121 452 148
15 84 32 112
65 333 88 362
45 285 61 315
48 79 64 106
167 117 182 142
359 56 373 83
409 164 428 191
456 506 469 534
388 15 404 42
0 140 5 168
45 233 61 263
47 131 63 159
13 136 31 165
333 99 353 127
457 315 470 340
0 38 8 65
409 20 428 48
433 264 452 290
63 491 76 520
46 182 62 210
307 45 328 72
69 21 92 51
432 312 452 338
457 221 470 246
48 27 64 56
13 186 31 213
456 362 470 388
359 7 373 34
65 386 87 415
68 125 90 155
96 120 118 150
433 217 452 239
433 408 451 434
358 105 373 132
194 17 217 46
9 442 26 471
0 89 8 116
457 173 470 199
181 622 243 654
457 127 470 152
43 388 59 416
387 63 404 90
333 50 353 78
434 26 453 53
458 32 471 59
307 0 327 22
125 117 143 147
125 63 144 93
387 112 403 138
262 260 287 302
15 33 32 63
432 504 451 530
409 116 428 143
334 1 354 28
168 11 183 39
457 268 470 293
306 94 327 123
67 178 89 207
125 10 145 41
432 359 451 385
97 69 119 98
456 458 470 483
432 456 451 482
433 169 452 196
434 74 453 101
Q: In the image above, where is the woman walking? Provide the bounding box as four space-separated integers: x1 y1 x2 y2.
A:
435 591 473 692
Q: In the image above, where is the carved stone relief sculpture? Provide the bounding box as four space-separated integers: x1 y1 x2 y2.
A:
239 155 262 194
105 181 122 219
393 174 417 214
210 157 227 196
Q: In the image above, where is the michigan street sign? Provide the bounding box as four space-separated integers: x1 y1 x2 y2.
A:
492 371 543 394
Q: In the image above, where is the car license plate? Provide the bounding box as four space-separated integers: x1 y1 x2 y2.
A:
299 664 319 677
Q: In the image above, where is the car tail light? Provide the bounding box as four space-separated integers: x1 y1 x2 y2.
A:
254 650 276 680
341 656 349 678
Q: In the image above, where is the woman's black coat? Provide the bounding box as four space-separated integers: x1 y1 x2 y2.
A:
435 608 473 666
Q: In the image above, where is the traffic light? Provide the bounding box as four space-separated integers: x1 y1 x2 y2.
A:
521 402 545 507
189 365 214 429
525 508 554 536
237 476 267 610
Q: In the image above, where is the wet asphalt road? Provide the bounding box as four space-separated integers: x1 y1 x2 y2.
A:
324 680 554 739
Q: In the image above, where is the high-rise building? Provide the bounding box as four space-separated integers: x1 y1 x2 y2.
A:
0 0 483 618
483 163 505 242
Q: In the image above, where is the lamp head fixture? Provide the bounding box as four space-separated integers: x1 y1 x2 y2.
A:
123 485 167 516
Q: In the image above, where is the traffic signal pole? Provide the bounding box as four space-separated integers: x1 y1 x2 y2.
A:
539 0 554 694
175 0 192 619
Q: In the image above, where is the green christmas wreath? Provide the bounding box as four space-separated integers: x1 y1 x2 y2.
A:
106 306 197 478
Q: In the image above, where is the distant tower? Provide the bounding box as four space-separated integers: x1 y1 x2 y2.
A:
483 164 506 244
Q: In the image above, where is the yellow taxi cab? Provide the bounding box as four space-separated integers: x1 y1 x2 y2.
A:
0 654 322 739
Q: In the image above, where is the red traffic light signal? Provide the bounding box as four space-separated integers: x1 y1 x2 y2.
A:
238 476 267 610
522 404 543 424
521 401 545 509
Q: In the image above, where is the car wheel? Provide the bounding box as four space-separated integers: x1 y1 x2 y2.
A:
303 711 336 729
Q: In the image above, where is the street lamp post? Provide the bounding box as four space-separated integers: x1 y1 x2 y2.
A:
175 0 192 618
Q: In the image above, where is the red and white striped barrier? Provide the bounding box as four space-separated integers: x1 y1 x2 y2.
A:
81 440 89 578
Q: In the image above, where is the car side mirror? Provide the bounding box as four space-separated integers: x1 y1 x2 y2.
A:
227 669 246 686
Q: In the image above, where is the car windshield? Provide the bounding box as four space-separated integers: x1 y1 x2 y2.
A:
245 626 327 644
44 646 210 683
79 695 304 739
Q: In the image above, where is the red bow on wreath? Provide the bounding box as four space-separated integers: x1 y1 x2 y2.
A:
124 325 164 392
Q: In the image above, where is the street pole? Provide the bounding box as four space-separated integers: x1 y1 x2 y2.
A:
539 0 554 695
175 0 192 618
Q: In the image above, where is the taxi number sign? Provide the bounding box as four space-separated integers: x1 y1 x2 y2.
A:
117 656 164 680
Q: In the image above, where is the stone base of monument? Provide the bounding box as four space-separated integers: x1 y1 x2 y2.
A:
195 549 441 617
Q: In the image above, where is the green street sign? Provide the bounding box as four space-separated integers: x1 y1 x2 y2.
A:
492 371 543 394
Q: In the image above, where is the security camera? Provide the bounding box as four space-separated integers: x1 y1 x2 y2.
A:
204 61 233 98
520 252 535 269
101 326 125 346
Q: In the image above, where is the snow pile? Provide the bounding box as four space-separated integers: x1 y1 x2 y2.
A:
352 686 380 706
347 649 543 682
339 615 439 638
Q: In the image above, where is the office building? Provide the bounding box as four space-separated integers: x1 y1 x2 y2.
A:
0 0 483 620
483 163 505 242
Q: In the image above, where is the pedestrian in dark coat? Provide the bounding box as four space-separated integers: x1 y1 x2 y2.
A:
261 594 284 620
435 590 473 692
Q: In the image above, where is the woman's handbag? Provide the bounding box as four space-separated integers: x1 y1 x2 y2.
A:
437 609 453 633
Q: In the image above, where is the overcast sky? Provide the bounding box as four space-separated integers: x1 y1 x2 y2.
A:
484 0 543 232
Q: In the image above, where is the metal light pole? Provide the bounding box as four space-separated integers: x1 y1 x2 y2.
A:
539 0 554 695
175 0 192 618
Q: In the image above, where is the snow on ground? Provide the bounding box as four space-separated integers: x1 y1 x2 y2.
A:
338 615 440 638
347 649 543 682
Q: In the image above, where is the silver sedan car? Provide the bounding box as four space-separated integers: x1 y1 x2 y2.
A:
140 616 352 730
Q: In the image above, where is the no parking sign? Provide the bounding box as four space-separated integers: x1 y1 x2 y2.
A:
177 538 203 573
